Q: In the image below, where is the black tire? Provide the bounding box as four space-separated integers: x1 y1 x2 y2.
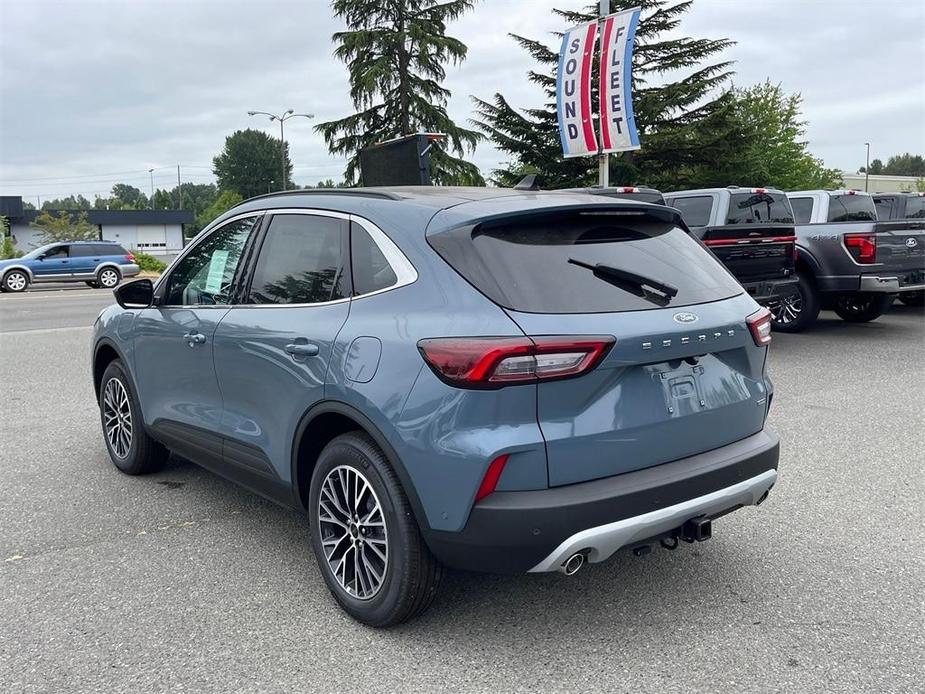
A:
99 360 168 475
85 281 100 288
2 269 29 293
309 431 442 627
833 293 893 323
899 291 924 307
770 272 820 333
97 266 122 289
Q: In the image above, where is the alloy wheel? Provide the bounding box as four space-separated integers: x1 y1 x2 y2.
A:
100 269 120 288
5 272 27 291
771 292 802 324
103 377 133 459
317 465 388 600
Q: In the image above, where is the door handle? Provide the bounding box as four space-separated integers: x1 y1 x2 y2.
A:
183 331 207 346
285 341 320 357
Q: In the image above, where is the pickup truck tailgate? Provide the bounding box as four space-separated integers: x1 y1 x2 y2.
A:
873 221 925 282
697 224 796 282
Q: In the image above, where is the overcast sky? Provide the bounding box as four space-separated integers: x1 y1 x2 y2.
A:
1 0 923 202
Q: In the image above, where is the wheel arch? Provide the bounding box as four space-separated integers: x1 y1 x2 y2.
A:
291 401 430 533
95 262 123 276
2 264 34 282
92 337 130 403
795 245 822 281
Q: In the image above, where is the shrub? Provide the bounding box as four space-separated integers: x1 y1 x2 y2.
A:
1 235 22 260
132 250 167 273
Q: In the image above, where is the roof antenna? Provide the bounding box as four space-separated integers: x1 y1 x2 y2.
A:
514 174 541 191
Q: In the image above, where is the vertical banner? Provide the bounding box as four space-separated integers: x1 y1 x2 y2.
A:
598 7 641 153
556 21 599 158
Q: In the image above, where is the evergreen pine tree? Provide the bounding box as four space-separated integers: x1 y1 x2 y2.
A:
317 0 484 186
472 0 739 189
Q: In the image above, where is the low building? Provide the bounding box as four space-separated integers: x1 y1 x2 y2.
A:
0 195 193 259
840 172 923 193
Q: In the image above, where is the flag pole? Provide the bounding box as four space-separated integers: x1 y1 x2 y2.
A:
597 0 609 188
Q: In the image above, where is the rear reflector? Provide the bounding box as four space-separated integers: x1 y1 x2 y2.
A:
417 336 615 388
844 233 877 263
474 454 509 502
747 307 773 346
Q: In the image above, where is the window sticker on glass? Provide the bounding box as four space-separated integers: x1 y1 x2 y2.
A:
205 250 230 293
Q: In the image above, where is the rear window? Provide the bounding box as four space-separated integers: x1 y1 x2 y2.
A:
874 197 894 221
726 192 794 224
789 197 814 224
429 209 743 314
668 196 712 227
904 196 925 219
827 194 877 222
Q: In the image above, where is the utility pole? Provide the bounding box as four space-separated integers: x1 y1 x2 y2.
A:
864 142 870 192
247 109 314 190
148 168 155 208
177 164 182 210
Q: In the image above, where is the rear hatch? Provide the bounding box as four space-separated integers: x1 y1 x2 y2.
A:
696 191 796 284
428 203 771 487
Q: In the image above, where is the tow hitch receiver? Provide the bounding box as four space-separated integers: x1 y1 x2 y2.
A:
680 516 712 543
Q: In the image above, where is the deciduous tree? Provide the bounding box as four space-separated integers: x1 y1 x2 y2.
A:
29 210 99 244
213 129 291 200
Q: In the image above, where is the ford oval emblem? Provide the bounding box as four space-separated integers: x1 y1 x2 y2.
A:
673 312 698 324
906 237 918 249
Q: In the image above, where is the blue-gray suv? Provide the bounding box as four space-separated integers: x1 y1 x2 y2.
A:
91 188 780 626
1 240 139 292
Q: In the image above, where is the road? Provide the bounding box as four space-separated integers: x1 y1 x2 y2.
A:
1 289 922 693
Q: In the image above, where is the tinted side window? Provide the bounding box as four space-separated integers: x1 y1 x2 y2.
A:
351 223 397 295
70 245 94 257
164 216 257 306
874 197 893 221
904 197 925 219
669 196 713 227
43 245 68 259
827 194 877 222
248 214 348 305
789 197 814 224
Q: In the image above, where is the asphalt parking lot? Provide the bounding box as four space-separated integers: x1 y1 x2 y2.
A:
0 288 922 693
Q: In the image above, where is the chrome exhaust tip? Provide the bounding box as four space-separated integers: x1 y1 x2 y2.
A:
561 552 585 576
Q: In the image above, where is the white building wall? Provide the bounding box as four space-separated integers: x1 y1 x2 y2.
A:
9 223 44 251
7 221 184 258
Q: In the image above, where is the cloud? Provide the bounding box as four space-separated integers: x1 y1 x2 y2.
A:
1 0 922 199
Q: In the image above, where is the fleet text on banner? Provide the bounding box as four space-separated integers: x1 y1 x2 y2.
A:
556 22 598 158
599 7 641 153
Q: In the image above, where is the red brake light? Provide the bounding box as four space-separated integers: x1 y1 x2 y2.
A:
616 186 639 193
474 454 509 502
417 336 615 388
751 188 766 194
125 253 135 262
747 307 772 347
844 233 876 263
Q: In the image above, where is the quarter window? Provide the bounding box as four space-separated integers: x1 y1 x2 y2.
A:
248 214 348 305
668 196 713 227
163 216 257 306
351 223 397 295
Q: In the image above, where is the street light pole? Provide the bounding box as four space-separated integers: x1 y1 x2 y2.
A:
864 142 870 192
148 168 155 208
247 109 314 191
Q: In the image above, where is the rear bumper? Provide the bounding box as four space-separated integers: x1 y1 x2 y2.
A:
121 263 141 277
741 277 799 304
424 428 780 574
858 274 924 293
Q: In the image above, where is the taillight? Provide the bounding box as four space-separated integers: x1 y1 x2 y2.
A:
747 308 772 346
417 335 615 388
125 253 135 262
844 233 876 264
474 454 509 502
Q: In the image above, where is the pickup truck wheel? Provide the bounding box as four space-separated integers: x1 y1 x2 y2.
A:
899 291 924 307
833 293 893 323
770 273 819 332
309 431 442 627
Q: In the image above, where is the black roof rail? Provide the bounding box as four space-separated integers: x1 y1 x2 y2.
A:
233 188 405 210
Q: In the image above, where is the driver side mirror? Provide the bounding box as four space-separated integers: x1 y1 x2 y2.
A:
114 278 154 308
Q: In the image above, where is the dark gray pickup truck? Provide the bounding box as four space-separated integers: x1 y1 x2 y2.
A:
784 189 925 330
872 192 925 306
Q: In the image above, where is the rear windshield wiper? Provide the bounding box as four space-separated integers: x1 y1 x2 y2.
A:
568 257 679 306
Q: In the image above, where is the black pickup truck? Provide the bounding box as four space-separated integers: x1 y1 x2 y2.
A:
661 187 799 323
872 192 925 306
